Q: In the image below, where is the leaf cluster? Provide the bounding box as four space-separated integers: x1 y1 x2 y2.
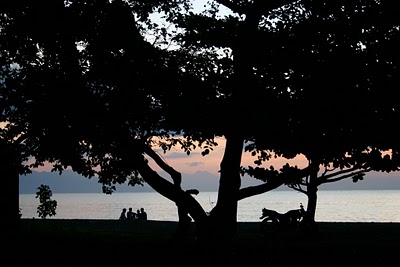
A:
35 184 57 219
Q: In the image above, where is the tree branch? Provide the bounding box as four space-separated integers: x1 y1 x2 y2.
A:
237 179 284 200
142 144 182 188
136 159 208 222
288 183 307 194
318 168 372 185
318 166 369 184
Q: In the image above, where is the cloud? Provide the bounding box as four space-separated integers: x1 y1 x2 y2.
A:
186 161 204 167
162 151 201 159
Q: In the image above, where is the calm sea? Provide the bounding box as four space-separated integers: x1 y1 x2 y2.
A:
19 190 400 222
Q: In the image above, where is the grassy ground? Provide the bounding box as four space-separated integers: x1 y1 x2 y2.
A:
14 219 400 266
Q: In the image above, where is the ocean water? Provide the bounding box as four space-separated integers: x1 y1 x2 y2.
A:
19 190 400 222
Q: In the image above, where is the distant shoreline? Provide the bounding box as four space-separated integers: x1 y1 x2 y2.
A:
18 188 400 194
19 169 400 194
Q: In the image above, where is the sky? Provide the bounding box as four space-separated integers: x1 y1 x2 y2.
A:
147 136 308 176
21 119 396 181
21 139 400 194
27 133 400 192
31 136 307 177
140 138 400 189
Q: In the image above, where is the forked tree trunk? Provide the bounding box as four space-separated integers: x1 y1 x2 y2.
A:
139 134 245 241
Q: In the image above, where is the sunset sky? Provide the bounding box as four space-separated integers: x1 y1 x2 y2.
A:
30 135 307 177
23 137 400 194
148 136 308 176
27 133 398 181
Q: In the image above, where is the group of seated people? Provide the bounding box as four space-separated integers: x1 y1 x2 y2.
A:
119 207 147 221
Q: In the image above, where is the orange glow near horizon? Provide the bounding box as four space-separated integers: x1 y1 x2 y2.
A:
148 137 308 176
29 137 394 177
28 135 308 175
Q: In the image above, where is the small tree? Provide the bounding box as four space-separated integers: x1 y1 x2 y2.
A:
35 184 57 219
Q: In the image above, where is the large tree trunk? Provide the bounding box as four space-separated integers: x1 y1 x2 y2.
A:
208 134 243 240
304 170 319 233
1 140 20 241
306 186 318 223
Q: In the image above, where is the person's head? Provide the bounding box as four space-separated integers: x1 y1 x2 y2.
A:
137 209 140 213
123 208 126 212
129 207 132 212
141 207 144 212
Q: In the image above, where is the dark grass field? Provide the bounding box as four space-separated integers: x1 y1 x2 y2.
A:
13 219 400 266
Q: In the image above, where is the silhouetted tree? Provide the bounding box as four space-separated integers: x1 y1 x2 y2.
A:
2 0 400 243
238 0 400 228
1 0 197 237
173 0 400 235
36 184 57 219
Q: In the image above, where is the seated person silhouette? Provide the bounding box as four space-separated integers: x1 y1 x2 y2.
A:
119 208 127 220
127 207 136 220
